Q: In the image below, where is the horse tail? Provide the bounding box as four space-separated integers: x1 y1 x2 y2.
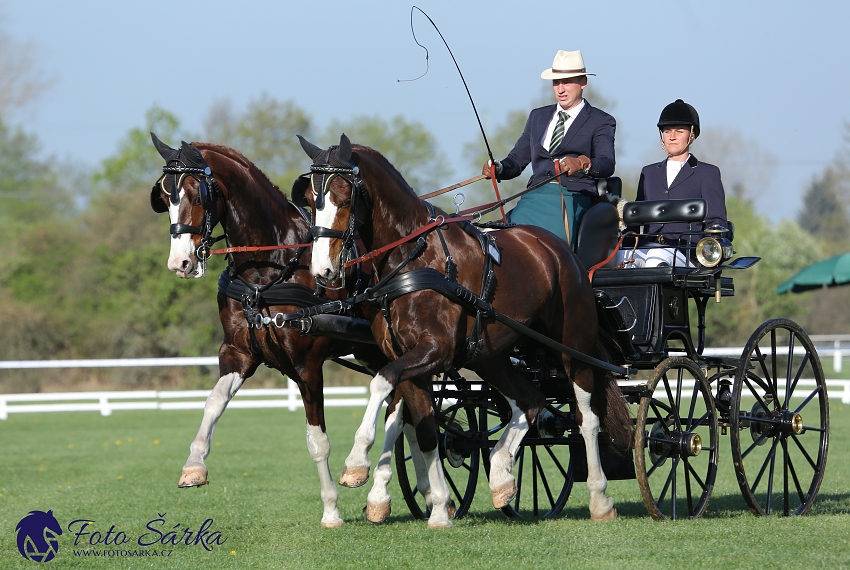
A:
592 341 633 451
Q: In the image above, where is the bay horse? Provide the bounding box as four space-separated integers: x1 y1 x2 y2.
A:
297 134 632 526
149 134 388 527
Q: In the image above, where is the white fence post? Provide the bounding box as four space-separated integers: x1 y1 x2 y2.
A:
835 339 843 374
287 378 298 412
99 396 112 417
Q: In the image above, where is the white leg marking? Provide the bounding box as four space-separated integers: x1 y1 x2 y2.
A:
183 372 243 472
306 424 343 527
402 423 432 510
422 447 452 528
344 374 393 472
488 396 528 493
310 199 340 280
366 400 403 509
574 383 615 520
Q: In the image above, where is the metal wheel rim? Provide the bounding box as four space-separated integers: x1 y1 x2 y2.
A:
482 400 575 519
635 356 719 521
730 318 829 516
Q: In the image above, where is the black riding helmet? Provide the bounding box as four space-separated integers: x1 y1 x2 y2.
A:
657 99 700 138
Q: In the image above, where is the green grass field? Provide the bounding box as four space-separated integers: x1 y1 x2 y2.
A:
2 403 849 569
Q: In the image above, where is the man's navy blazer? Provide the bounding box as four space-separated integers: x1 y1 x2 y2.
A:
499 101 616 194
635 154 728 242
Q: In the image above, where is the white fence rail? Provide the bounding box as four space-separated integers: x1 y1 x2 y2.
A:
0 381 368 420
1 348 848 420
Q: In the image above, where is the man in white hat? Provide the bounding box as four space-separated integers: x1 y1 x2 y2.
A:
483 49 616 246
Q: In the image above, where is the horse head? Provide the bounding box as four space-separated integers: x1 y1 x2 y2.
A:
298 133 371 284
150 133 224 279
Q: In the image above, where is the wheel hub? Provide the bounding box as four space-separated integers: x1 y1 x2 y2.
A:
443 431 466 468
749 399 773 445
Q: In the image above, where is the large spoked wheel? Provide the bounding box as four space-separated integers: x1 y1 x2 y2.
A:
483 401 576 519
730 319 829 516
635 356 719 520
395 376 482 520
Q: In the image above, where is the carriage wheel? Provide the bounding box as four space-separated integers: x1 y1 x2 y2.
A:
730 319 829 516
394 381 482 520
482 401 576 519
635 356 719 520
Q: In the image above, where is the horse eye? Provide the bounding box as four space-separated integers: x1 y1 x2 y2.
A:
192 196 202 206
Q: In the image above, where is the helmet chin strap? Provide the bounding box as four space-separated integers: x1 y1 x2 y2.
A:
660 125 695 158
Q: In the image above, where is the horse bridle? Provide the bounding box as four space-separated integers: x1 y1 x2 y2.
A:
153 150 224 261
308 152 372 266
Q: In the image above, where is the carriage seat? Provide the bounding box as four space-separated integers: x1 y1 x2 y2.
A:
575 201 619 269
622 198 706 226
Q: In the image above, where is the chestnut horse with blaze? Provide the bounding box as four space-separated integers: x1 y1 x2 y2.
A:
297 134 632 527
149 135 386 527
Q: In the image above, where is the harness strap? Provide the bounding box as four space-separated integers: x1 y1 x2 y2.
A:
343 214 477 268
365 268 627 374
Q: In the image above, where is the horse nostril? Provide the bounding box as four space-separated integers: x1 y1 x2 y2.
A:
181 259 190 271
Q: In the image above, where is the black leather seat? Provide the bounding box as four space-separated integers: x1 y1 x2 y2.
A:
575 201 619 269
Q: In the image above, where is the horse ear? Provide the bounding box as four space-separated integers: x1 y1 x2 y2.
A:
297 134 323 160
337 133 352 163
291 174 311 209
151 132 177 160
180 141 205 166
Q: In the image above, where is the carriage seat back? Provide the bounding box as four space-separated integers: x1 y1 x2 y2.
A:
595 177 622 198
622 198 706 226
575 201 619 269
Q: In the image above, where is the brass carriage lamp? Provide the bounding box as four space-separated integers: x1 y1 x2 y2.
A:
695 225 734 268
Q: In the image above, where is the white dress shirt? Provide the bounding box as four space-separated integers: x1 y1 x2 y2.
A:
666 154 689 188
543 99 586 151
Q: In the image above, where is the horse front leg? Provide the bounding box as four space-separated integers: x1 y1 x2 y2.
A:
574 379 617 521
487 395 529 509
365 397 404 523
340 340 446 489
180 356 250 487
298 368 345 528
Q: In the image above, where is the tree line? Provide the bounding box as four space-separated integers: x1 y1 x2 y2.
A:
1 92 849 392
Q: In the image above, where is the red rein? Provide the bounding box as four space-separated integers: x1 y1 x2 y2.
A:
208 243 312 255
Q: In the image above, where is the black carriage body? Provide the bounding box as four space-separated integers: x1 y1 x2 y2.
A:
592 266 734 368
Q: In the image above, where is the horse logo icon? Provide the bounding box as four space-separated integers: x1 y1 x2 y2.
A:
15 510 62 562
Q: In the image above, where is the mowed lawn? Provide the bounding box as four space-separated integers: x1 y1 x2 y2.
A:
1 402 849 569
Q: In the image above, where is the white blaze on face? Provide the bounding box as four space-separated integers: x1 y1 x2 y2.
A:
166 189 205 279
311 197 340 282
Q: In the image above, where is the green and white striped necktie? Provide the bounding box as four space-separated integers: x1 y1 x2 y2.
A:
549 111 569 154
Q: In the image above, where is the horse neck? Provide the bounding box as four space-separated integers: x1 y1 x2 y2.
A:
202 149 310 276
360 156 430 252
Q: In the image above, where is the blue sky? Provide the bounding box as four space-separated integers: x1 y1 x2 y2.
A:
3 0 848 222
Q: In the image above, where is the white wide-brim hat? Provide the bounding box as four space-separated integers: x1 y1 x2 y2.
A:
540 50 595 80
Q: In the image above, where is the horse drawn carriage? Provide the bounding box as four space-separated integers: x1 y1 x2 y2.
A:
150 133 828 526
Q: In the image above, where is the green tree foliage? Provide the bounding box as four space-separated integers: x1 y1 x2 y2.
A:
323 115 452 195
701 196 820 346
203 95 314 190
797 168 850 254
0 118 68 225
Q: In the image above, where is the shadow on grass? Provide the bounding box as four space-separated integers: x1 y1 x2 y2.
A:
379 489 850 526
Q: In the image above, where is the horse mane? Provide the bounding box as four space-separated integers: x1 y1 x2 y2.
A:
192 142 287 201
352 144 419 199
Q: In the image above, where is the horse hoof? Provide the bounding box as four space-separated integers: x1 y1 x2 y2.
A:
339 467 369 488
591 507 618 522
321 519 344 528
178 467 209 487
427 518 453 529
447 499 457 519
365 501 391 523
491 482 517 509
